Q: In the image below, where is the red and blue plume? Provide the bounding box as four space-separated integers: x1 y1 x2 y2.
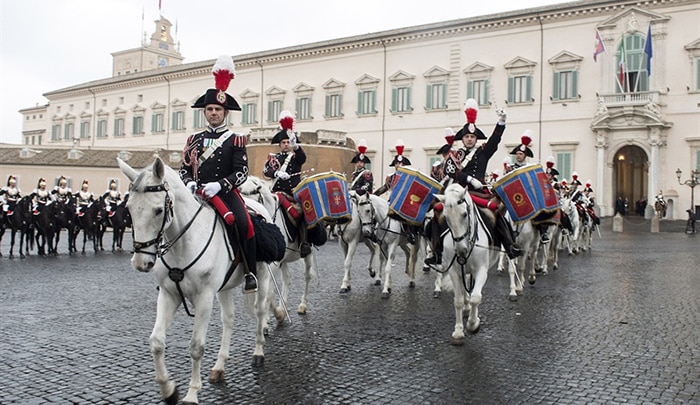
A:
212 55 236 92
464 98 478 124
278 110 295 131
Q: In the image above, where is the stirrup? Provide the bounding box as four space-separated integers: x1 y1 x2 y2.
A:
299 242 311 258
424 253 441 265
243 273 258 293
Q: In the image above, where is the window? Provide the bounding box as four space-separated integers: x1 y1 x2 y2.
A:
357 90 375 115
426 84 446 110
296 97 312 120
114 118 125 137
152 113 164 132
171 111 185 130
616 34 649 93
508 75 532 104
96 119 107 137
132 116 144 134
80 121 91 139
63 122 74 140
467 79 490 106
267 100 283 123
325 94 343 118
193 109 206 128
241 103 257 125
391 87 411 112
553 70 578 101
51 124 61 141
556 152 573 181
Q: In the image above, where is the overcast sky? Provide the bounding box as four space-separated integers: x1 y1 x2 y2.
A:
0 0 571 144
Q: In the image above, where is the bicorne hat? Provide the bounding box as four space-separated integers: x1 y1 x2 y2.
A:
436 128 456 155
350 139 371 164
570 171 582 186
192 55 241 111
454 99 486 140
270 110 300 145
389 139 412 167
510 130 534 157
545 156 559 178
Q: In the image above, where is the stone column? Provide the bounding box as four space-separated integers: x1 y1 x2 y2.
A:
595 130 608 216
645 128 662 219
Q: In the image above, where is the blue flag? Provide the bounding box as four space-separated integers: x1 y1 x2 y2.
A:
644 24 653 76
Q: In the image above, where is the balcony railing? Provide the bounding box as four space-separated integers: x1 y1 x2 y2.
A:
598 91 660 108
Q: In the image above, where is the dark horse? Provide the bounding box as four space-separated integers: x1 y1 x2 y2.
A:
104 196 131 252
3 196 34 258
32 202 57 256
53 197 78 255
75 197 107 254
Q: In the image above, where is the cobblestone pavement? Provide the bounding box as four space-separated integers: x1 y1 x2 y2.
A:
0 218 698 404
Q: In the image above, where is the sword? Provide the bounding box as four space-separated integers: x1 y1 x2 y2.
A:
289 168 315 178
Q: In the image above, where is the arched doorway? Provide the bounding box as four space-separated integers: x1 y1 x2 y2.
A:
613 145 648 216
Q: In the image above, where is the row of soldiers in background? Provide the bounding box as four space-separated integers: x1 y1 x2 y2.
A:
0 175 122 217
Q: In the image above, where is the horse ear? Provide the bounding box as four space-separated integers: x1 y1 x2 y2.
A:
152 157 165 180
435 194 446 202
118 158 139 182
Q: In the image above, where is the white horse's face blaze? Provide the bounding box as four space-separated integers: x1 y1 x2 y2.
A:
357 195 374 238
443 186 471 255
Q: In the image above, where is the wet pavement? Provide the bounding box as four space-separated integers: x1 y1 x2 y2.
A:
0 218 698 404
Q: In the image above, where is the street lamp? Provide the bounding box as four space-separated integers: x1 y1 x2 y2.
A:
676 168 699 211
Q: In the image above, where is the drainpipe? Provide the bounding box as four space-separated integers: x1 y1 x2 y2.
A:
256 60 264 130
380 39 387 181
537 15 544 160
88 88 96 148
163 75 171 150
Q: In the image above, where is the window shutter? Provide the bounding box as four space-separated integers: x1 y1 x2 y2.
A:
371 90 376 113
441 84 446 108
407 87 411 110
526 76 532 101
467 81 474 99
507 77 514 103
338 94 343 115
391 88 397 111
325 95 331 117
552 72 560 100
357 91 363 114
572 70 579 98
426 85 432 109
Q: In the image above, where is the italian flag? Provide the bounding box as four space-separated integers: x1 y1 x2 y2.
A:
617 38 626 91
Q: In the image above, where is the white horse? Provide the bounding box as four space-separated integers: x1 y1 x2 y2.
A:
560 195 580 255
435 183 501 343
239 175 316 321
576 196 594 252
336 191 381 293
119 157 271 405
356 192 421 298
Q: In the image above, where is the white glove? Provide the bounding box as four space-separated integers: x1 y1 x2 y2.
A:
186 181 197 194
202 182 222 198
496 108 506 124
275 171 291 181
288 132 297 148
467 175 484 189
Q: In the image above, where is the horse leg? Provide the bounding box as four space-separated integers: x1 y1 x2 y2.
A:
339 240 357 293
380 242 397 298
466 265 489 333
210 288 235 383
368 240 381 285
274 262 291 323
449 270 466 345
507 257 520 301
251 263 270 365
402 242 416 288
433 272 444 298
497 251 507 273
150 290 181 405
298 254 314 314
182 292 216 404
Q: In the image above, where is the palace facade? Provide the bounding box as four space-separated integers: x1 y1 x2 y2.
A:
10 0 700 218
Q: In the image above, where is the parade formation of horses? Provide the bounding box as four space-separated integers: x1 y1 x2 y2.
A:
3 196 34 258
104 196 131 252
356 192 421 299
435 184 501 343
119 157 272 405
240 175 317 321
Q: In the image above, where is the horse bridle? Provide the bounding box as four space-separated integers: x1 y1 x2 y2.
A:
131 182 174 256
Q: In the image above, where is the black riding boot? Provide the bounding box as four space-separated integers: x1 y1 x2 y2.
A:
496 213 523 259
242 235 258 293
424 216 443 265
299 226 311 258
537 223 550 243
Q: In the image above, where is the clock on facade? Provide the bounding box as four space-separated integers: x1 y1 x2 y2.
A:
158 57 168 68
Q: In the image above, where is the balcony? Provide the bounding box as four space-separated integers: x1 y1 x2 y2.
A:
598 91 660 108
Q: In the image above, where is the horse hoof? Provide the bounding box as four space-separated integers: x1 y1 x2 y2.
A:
553 264 558 270
409 281 416 288
422 266 431 273
542 270 549 275
381 291 390 299
508 294 518 302
528 278 536 285
297 305 307 315
374 280 381 286
468 324 481 334
251 355 265 367
450 337 465 346
263 327 269 336
339 287 350 294
209 369 225 383
433 291 441 298
164 387 179 405
368 269 376 278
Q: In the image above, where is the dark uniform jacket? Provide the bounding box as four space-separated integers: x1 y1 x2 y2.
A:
454 124 505 189
350 168 374 195
374 173 398 197
262 147 307 195
180 126 249 204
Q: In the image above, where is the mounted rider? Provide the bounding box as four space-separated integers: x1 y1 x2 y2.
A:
444 99 522 261
74 180 94 216
349 139 374 196
1 175 22 215
103 179 122 217
52 176 73 203
179 55 258 293
31 177 52 215
262 110 313 258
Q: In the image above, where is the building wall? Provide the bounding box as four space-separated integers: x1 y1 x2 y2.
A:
16 0 700 218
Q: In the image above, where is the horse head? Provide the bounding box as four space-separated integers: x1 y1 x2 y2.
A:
355 192 377 239
436 183 475 256
240 176 276 217
119 157 194 272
